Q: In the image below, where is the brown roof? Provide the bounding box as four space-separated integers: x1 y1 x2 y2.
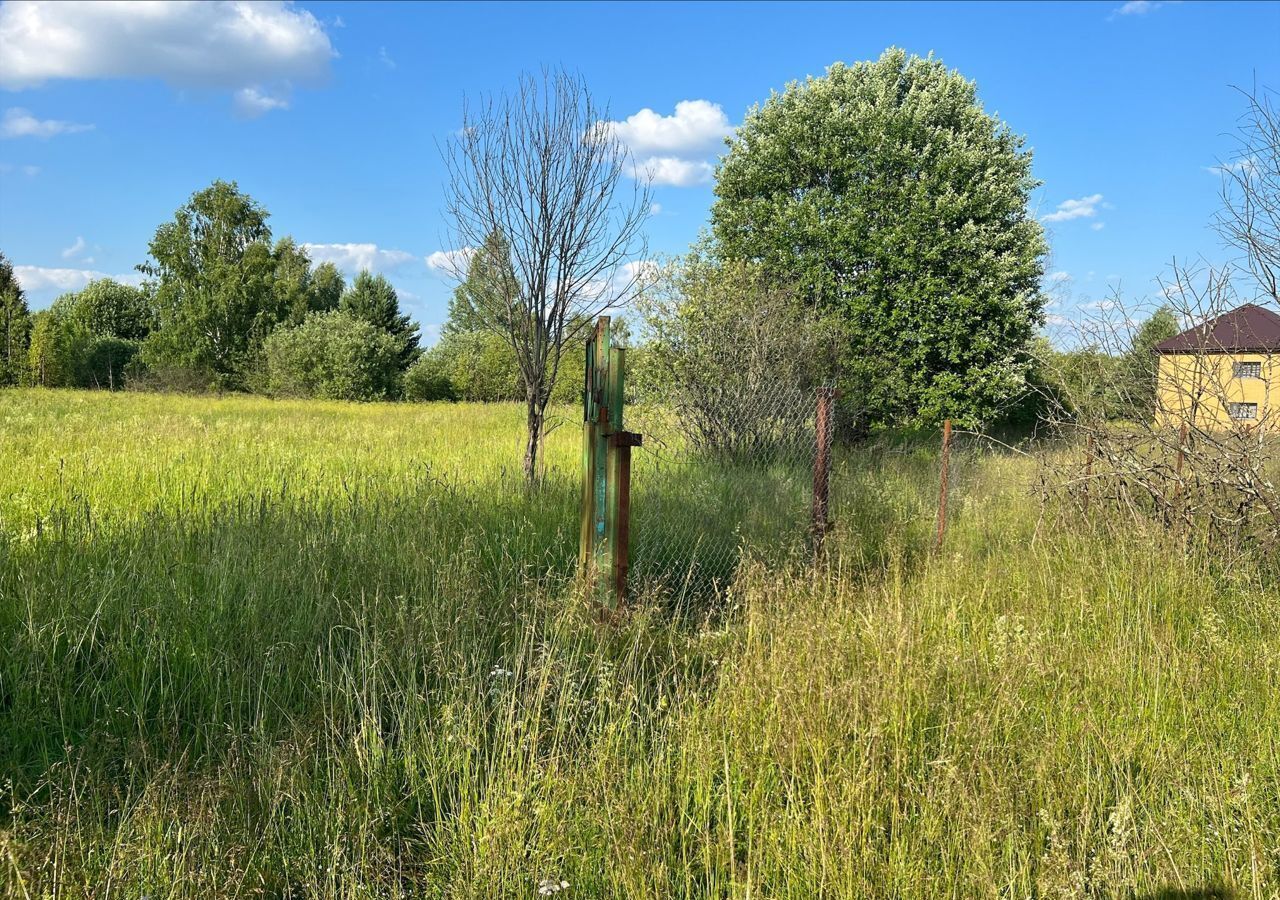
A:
1155 303 1280 354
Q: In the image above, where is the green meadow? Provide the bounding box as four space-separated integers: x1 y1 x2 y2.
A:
1 388 1277 898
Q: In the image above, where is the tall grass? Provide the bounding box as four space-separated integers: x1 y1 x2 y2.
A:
1 388 1277 898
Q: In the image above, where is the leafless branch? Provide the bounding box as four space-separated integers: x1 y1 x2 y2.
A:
441 68 651 480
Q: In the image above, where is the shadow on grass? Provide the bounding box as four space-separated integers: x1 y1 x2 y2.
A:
0 438 941 845
1137 889 1235 900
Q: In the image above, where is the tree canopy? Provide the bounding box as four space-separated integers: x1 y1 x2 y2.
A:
24 279 151 389
139 180 280 386
339 270 421 372
0 251 31 386
711 48 1047 428
444 230 518 337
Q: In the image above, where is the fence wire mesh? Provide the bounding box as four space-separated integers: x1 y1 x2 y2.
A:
621 378 835 599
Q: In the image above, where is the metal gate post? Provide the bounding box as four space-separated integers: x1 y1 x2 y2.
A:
579 316 641 608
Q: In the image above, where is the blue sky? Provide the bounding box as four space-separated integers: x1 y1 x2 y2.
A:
0 0 1276 343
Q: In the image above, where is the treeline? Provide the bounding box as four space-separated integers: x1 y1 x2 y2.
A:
1020 304 1180 427
0 180 591 404
1 182 423 401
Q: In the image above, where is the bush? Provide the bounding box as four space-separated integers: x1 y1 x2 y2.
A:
636 254 836 456
409 329 586 405
403 355 458 402
80 337 141 390
262 310 402 401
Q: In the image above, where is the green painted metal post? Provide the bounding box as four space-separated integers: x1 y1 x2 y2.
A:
579 316 641 608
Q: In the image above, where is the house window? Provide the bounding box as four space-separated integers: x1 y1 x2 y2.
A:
1233 360 1262 379
1228 402 1258 420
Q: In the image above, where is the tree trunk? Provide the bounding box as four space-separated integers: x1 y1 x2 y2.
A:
523 390 547 483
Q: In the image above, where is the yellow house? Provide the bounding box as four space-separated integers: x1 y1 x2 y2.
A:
1155 303 1280 430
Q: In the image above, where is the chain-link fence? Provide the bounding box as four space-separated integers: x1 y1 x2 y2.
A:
621 380 835 601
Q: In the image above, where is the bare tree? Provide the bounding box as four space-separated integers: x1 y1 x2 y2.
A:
1216 82 1280 308
442 68 651 481
1044 270 1278 558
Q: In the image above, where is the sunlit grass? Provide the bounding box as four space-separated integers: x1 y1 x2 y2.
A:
1 388 1277 898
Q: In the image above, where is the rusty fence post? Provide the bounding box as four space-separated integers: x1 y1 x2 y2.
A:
811 386 836 552
608 427 642 606
934 418 952 554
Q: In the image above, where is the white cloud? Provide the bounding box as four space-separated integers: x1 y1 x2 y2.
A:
234 87 289 117
1047 271 1072 284
14 265 142 294
1 107 93 139
605 100 733 157
649 202 662 216
603 99 733 189
0 1 333 112
60 236 86 259
1041 193 1105 223
378 47 396 69
620 259 658 285
302 242 416 274
1091 222 1106 231
630 156 715 187
425 247 476 277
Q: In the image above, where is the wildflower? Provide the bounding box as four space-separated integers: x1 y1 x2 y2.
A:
536 877 569 895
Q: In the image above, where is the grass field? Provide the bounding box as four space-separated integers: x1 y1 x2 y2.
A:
1 388 1278 898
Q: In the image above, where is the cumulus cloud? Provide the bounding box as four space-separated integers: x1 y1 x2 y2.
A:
425 247 476 277
605 99 732 157
302 242 416 274
603 99 733 189
1041 193 1105 223
0 1 334 114
1 107 93 139
14 265 142 294
629 156 715 188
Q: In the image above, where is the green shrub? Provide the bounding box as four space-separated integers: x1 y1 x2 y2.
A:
409 330 586 405
262 310 402 401
403 354 458 402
